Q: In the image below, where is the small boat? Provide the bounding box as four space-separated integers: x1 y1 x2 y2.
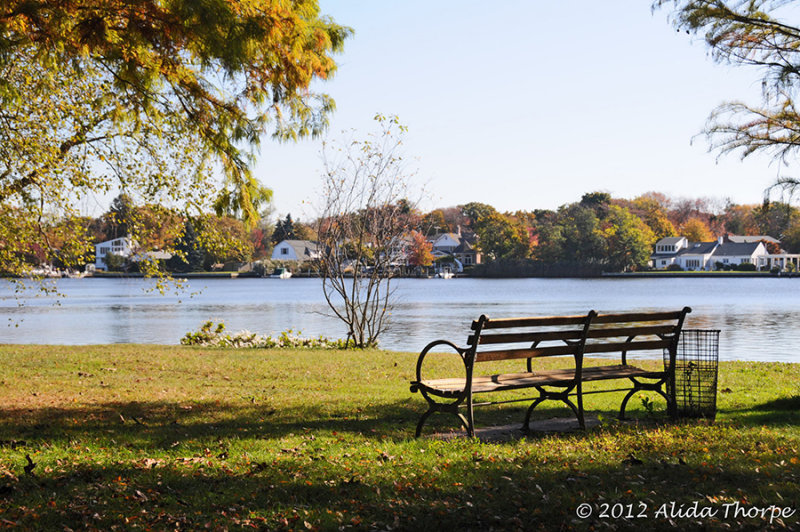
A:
270 267 292 279
435 268 454 279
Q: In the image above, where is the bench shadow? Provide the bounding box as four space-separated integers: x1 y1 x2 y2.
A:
0 398 702 449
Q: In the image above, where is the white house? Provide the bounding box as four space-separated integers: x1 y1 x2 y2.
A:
430 232 460 255
93 237 172 271
649 236 688 269
94 237 133 270
271 240 321 262
428 229 481 269
711 241 768 269
651 235 779 271
675 241 719 271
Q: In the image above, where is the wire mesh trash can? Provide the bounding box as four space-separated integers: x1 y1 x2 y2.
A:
664 329 720 419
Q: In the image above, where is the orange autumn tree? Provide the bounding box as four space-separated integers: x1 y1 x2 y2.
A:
406 230 433 268
682 217 714 242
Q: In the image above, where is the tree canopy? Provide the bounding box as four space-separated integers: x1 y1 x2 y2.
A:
655 0 800 194
0 0 350 277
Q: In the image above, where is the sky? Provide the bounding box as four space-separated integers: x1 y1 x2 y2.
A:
255 1 783 221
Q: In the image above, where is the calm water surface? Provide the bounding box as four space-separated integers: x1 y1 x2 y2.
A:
1 277 798 362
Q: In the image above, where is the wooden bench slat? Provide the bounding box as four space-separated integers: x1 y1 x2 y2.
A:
472 329 585 345
591 310 685 324
475 344 578 362
583 339 672 354
581 364 665 380
586 324 676 339
474 338 672 360
472 325 678 346
474 315 588 330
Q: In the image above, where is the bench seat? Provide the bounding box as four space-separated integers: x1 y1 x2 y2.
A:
416 364 667 396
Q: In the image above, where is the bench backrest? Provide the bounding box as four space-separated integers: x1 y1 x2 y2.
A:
467 307 691 369
583 308 690 364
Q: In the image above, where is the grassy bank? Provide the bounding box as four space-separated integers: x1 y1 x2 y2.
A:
1 345 798 530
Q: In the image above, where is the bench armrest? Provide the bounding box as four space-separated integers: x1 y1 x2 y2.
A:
410 339 467 392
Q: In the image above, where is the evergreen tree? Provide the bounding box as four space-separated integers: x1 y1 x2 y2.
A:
272 214 297 244
168 220 205 273
107 194 134 240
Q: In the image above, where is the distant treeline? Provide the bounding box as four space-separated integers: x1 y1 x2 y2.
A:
11 189 800 275
436 191 800 273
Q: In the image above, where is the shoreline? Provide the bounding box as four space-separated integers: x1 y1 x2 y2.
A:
90 271 800 279
6 270 799 280
601 271 799 278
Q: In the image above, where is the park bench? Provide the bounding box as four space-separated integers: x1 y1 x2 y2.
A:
409 307 691 437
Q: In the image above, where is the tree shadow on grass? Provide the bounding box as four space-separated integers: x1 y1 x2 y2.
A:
0 395 676 447
1 434 795 531
3 393 796 454
0 399 424 450
2 396 798 529
752 395 800 411
716 395 800 427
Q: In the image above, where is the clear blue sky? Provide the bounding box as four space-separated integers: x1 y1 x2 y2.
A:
256 1 779 221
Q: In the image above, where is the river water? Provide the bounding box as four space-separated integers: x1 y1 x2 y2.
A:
1 277 798 361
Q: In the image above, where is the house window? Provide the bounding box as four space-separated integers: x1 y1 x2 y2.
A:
661 260 666 266
281 247 288 255
741 258 751 264
685 259 700 269
100 246 110 255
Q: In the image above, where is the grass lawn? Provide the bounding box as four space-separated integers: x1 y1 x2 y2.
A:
1 345 799 530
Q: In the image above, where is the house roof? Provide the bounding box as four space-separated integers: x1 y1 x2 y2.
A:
711 242 761 257
655 236 685 246
280 239 319 257
454 240 477 253
95 236 132 247
431 232 461 246
726 235 779 244
677 242 718 256
429 231 479 254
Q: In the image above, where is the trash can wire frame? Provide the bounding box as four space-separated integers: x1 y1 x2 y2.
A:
664 329 720 419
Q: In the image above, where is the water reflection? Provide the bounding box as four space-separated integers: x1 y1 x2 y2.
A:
1 277 799 362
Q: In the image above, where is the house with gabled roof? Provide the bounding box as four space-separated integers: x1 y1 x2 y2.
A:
676 241 719 271
653 236 688 255
271 240 321 262
651 235 776 271
453 235 481 267
650 236 689 269
94 237 134 270
711 241 767 269
726 235 780 245
428 228 481 271
93 236 172 271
